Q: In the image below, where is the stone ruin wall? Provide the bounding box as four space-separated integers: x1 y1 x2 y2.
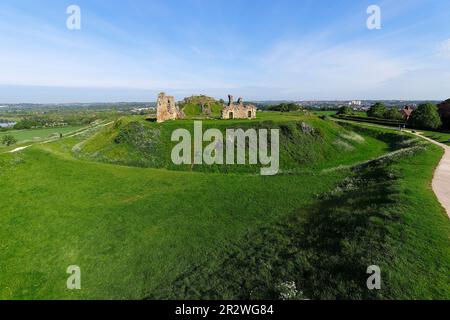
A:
155 92 256 122
156 92 184 123
221 95 257 120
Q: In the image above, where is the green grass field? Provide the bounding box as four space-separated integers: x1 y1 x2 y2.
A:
420 129 450 145
0 125 84 144
332 112 450 147
151 141 450 299
311 110 338 116
312 110 367 117
0 113 449 299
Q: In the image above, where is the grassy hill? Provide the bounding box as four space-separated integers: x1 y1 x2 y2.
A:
178 95 223 118
75 112 393 173
0 112 449 299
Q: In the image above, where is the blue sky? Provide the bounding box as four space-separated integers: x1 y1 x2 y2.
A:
0 0 449 103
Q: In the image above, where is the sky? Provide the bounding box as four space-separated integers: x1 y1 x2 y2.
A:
0 0 449 103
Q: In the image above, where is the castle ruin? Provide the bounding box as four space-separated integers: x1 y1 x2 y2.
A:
156 92 184 123
155 92 256 122
221 95 257 120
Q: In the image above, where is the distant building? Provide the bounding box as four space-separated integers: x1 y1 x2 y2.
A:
221 95 257 120
348 100 362 106
131 107 152 115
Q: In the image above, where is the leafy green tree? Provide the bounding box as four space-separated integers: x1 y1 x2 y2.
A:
437 99 450 129
383 108 403 120
367 102 387 118
337 106 352 115
1 135 17 146
268 103 300 112
410 103 442 130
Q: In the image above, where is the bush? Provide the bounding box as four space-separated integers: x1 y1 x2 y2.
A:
337 106 353 115
267 103 301 112
409 103 442 130
1 135 17 146
114 121 160 153
384 108 403 121
367 103 387 119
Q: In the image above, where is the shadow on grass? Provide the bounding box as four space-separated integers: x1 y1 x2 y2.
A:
148 154 411 300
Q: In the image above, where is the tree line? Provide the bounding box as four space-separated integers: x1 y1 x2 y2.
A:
338 99 450 131
266 103 302 112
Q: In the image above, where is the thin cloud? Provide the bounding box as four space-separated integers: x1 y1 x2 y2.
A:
255 39 416 99
438 39 450 58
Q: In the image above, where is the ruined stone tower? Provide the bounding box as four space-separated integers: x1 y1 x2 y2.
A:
221 94 257 120
156 92 184 123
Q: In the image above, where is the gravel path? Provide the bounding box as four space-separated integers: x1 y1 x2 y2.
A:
412 132 450 219
7 145 31 153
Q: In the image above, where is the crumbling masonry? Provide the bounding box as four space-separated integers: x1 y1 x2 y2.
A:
221 95 257 120
156 92 185 123
155 92 256 122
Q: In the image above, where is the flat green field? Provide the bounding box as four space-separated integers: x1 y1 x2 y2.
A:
0 125 84 144
0 113 449 299
311 110 367 117
311 110 337 116
420 129 450 145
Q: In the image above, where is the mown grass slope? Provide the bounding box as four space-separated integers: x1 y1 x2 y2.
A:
151 136 450 299
0 145 347 299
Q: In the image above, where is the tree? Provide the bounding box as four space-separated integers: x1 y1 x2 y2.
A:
437 99 450 129
337 106 352 115
367 102 387 118
383 108 403 120
1 135 17 146
267 103 300 112
409 103 442 130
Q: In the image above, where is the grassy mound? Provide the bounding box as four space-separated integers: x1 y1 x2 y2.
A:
76 113 393 173
178 95 223 118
